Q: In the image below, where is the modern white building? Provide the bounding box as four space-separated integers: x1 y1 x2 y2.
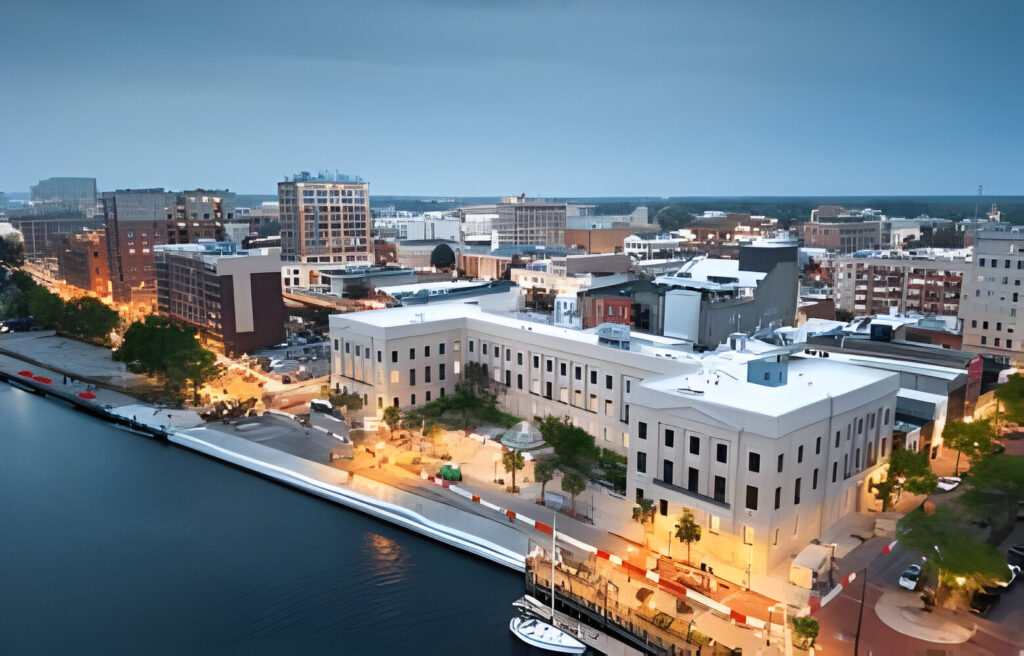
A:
958 228 1024 366
328 304 899 577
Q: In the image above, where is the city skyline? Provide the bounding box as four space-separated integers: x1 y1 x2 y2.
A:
2 0 1023 197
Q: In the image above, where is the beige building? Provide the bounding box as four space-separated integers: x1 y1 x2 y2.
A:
958 229 1024 365
834 253 967 317
277 171 372 264
329 304 899 577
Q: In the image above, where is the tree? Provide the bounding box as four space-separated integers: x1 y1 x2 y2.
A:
872 448 937 511
25 285 65 328
463 361 491 400
654 205 693 232
944 419 994 475
632 497 656 529
534 459 556 500
898 505 1008 597
995 374 1024 424
539 415 599 470
502 449 525 493
674 508 702 565
561 471 587 517
113 316 221 404
61 297 119 342
791 617 819 649
381 405 402 433
329 391 363 411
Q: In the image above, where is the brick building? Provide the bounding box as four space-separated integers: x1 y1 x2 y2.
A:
57 230 110 295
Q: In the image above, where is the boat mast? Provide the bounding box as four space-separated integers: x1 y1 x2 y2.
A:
551 514 556 621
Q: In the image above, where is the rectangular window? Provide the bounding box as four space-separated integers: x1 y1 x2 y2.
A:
505 370 511 386
469 341 475 353
777 454 784 472
424 366 431 383
716 443 727 464
424 345 430 357
689 435 700 455
409 369 416 385
813 468 819 490
506 348 511 362
832 461 838 483
636 452 647 473
605 375 613 390
517 374 523 390
815 436 821 455
794 478 802 505
713 476 726 503
439 364 446 380
439 343 445 355
517 352 523 365
748 452 760 472
774 486 781 510
391 350 398 363
687 467 699 492
409 348 415 360
533 355 539 368
410 394 416 405
377 350 382 362
638 422 647 439
663 460 673 485
659 499 668 516
605 400 613 416
546 359 553 373
664 429 674 448
590 371 598 385
835 431 840 448
560 362 567 375
745 486 758 511
482 343 488 356
574 366 582 380
797 445 804 464
390 370 399 383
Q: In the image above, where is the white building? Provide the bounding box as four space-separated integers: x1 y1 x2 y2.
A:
958 228 1024 366
624 234 681 261
328 304 899 577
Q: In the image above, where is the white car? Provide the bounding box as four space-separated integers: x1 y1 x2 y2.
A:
898 564 922 590
936 477 961 492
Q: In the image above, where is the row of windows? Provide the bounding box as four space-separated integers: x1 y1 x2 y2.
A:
977 257 1024 269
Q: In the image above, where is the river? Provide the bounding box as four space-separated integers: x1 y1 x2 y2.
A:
0 385 530 654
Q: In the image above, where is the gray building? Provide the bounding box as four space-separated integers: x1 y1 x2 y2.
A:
30 177 98 216
455 195 566 247
958 228 1024 366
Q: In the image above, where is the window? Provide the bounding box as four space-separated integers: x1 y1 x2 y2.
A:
424 345 430 357
636 452 647 473
390 370 399 383
606 375 613 390
793 478 802 505
638 422 648 439
391 350 398 363
409 348 415 360
590 371 598 385
411 394 416 405
745 486 758 511
574 366 582 380
533 355 539 368
517 352 523 365
716 443 727 464
662 460 673 484
884 408 890 425
333 339 339 351
439 364 446 380
777 454 784 472
815 436 821 455
797 445 804 464
774 486 781 510
393 397 399 408
506 348 511 362
972 320 977 328
560 362 566 375
659 499 668 516
439 343 445 355
426 391 431 402
835 431 840 448
689 436 700 455
688 468 698 492
832 461 838 483
998 322 1002 331
517 374 523 389
409 369 416 385
505 371 511 386
605 400 613 416
748 452 760 472
377 350 382 362
982 336 987 345
377 397 383 409
813 468 819 490
424 366 431 383
482 343 489 356
858 418 864 433
546 359 552 373
469 341 475 353
664 429 674 447
980 258 986 266
984 321 989 329
713 476 726 503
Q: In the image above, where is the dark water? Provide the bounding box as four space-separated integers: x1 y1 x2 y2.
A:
0 386 529 655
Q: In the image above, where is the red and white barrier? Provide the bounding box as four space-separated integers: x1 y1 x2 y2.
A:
810 540 898 615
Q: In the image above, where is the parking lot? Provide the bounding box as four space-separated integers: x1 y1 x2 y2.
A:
253 342 331 379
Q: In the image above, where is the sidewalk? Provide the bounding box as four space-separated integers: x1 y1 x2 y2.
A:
874 588 973 644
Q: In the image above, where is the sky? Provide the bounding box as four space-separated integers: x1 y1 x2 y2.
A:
2 0 1022 197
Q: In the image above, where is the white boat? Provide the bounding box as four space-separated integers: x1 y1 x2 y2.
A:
510 616 586 654
510 515 586 654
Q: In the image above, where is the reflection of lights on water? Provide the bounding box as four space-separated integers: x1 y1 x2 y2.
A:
363 533 412 587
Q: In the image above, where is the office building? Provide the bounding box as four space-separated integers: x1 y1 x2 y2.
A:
6 209 101 258
277 171 372 264
154 242 284 357
958 228 1024 366
329 304 898 576
455 195 567 247
834 251 967 317
798 220 888 253
30 177 98 215
102 188 234 304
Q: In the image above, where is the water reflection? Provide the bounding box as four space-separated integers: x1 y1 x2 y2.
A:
363 532 413 587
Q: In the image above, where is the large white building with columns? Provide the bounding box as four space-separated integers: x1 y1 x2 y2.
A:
329 304 899 575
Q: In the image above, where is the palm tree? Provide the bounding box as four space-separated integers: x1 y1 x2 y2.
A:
674 508 702 565
502 449 525 493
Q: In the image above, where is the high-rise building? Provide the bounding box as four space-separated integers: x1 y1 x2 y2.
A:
277 172 371 264
30 177 98 216
958 228 1024 366
102 188 234 305
154 242 284 357
834 252 967 317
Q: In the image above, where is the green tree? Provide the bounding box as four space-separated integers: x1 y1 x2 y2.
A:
534 459 557 500
632 497 656 528
113 316 221 404
995 374 1024 423
791 617 819 648
463 361 492 399
674 508 702 565
539 415 599 470
944 419 994 475
654 205 693 232
26 285 65 329
502 448 526 493
61 297 119 342
561 471 587 517
872 448 937 511
329 391 363 410
898 505 1008 596
381 405 402 433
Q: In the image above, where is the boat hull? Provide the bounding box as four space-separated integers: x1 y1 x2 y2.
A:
509 616 586 654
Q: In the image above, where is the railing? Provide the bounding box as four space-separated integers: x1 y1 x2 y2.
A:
653 478 731 510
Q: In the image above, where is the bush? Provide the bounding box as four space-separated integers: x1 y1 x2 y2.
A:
791 616 819 647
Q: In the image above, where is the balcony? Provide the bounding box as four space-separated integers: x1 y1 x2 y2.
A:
653 478 730 510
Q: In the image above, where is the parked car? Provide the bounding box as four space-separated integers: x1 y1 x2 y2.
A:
1007 544 1024 565
935 477 961 492
898 564 922 590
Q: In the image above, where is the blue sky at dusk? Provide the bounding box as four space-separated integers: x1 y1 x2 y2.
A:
2 0 1022 196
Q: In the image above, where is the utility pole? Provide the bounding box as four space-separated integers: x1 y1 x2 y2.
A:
853 567 868 656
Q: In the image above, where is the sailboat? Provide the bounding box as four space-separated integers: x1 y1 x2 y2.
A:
510 515 587 654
